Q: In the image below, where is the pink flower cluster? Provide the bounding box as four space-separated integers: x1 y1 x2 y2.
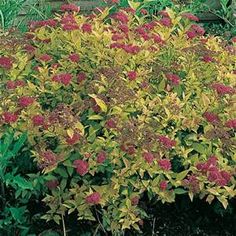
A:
143 152 154 163
39 54 52 62
158 135 176 149
182 13 199 22
69 53 80 63
32 115 45 126
165 73 180 86
18 96 35 108
225 119 236 129
61 14 79 31
97 151 107 163
85 192 101 204
2 112 18 123
0 56 13 69
52 73 72 86
6 80 25 90
41 150 58 166
81 23 92 33
158 159 172 171
160 180 168 190
182 174 199 193
74 159 89 176
196 156 231 186
186 24 205 39
29 19 57 30
77 72 86 83
203 112 220 124
121 143 136 155
105 118 116 129
212 83 235 96
127 71 137 81
110 43 141 54
112 11 129 24
46 179 59 190
66 132 81 145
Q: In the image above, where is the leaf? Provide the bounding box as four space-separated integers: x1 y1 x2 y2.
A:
217 196 228 209
66 129 74 138
176 170 189 181
88 115 104 120
174 188 187 195
188 192 194 202
14 175 33 190
206 194 215 204
12 132 27 155
192 143 207 154
89 94 107 113
158 79 166 92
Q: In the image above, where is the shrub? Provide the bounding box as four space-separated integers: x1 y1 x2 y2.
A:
0 6 235 233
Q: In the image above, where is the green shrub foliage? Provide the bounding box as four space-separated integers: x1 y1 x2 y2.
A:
0 4 235 233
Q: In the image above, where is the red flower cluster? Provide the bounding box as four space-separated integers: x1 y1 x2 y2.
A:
0 56 13 69
77 72 86 83
131 196 139 205
186 25 205 39
24 44 36 53
158 159 171 171
118 24 129 34
81 23 92 33
191 24 205 36
85 192 101 204
202 55 214 63
159 17 172 27
97 151 106 163
29 19 57 30
18 96 35 108
41 150 58 166
61 4 80 12
2 112 18 123
225 119 236 129
127 71 137 81
52 73 72 86
159 180 168 190
121 143 136 155
143 152 154 163
196 156 231 186
152 33 163 44
46 179 59 190
182 174 199 193
61 14 79 31
158 135 176 149
74 159 89 176
182 13 199 22
112 33 124 41
32 115 45 126
165 73 180 86
203 112 220 124
105 118 116 129
212 83 235 96
6 80 25 90
112 11 129 24
69 53 80 63
39 54 52 62
110 43 141 54
66 132 81 145
140 9 148 15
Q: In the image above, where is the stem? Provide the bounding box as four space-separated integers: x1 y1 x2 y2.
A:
61 213 67 236
1 181 6 209
95 207 107 235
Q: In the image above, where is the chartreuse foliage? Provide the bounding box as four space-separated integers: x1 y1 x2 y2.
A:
0 4 235 234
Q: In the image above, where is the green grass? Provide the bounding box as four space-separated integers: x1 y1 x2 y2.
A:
0 0 53 32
